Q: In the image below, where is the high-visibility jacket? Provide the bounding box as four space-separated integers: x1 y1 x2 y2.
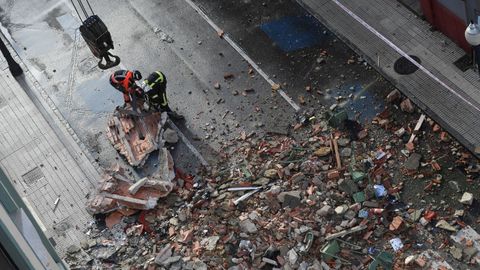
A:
143 71 168 107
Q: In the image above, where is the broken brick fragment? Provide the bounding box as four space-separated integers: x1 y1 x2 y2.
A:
400 98 415 113
223 73 234 80
327 170 340 180
424 210 437 221
105 211 124 229
440 131 450 142
389 216 404 231
415 256 426 267
431 161 441 171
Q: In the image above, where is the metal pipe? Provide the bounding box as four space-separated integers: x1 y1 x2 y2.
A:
227 186 262 192
233 189 260 205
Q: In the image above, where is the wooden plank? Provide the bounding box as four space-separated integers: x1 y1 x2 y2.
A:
408 114 426 143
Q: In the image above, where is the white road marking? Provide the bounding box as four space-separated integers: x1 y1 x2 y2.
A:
167 119 209 167
183 0 301 112
332 0 480 113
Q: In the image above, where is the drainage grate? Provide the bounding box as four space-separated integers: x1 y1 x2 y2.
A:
453 54 472 72
21 167 44 186
394 55 421 75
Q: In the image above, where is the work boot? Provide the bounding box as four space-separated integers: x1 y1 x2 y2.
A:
167 111 184 120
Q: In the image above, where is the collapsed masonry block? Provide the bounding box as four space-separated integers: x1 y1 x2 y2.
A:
86 149 175 214
106 108 167 167
86 195 117 215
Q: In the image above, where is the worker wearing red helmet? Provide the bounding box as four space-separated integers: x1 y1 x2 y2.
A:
109 69 144 105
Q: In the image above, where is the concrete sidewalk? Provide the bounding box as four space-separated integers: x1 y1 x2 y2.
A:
0 33 99 256
298 0 480 157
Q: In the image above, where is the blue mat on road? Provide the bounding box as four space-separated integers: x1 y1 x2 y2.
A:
260 15 326 52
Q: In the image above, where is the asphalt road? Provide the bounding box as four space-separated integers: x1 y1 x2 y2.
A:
192 0 394 123
0 0 297 175
0 0 395 175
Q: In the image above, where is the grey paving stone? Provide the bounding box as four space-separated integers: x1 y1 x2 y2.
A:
0 34 100 256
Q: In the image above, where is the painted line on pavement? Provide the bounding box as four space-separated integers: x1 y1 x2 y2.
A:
332 0 480 113
167 119 209 167
183 0 301 112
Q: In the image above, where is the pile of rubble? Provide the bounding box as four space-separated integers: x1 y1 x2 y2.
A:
65 92 480 269
86 148 175 215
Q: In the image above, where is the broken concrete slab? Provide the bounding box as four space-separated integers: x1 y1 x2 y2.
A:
404 153 422 170
334 205 348 215
450 246 463 260
317 205 332 217
452 226 480 251
283 193 302 208
149 147 176 185
338 178 358 195
155 244 173 265
240 219 257 234
163 128 179 144
436 220 457 232
201 236 220 251
277 190 301 203
460 192 474 205
340 147 352 157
